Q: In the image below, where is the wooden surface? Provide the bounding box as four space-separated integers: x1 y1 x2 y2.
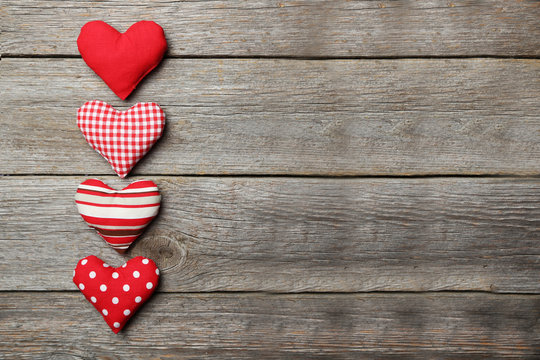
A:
2 176 540 293
1 293 539 359
1 0 539 358
2 0 540 57
1 58 540 176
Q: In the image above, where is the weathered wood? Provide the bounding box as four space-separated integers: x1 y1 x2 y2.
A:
1 176 539 293
1 292 539 358
1 58 539 176
2 2 538 357
2 0 540 57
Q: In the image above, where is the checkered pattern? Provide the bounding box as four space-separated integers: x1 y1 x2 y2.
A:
77 100 165 178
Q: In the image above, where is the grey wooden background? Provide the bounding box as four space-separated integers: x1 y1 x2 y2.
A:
1 1 539 358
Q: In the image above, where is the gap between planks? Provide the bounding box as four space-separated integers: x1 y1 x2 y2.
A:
3 54 540 60
2 174 540 179
2 290 540 296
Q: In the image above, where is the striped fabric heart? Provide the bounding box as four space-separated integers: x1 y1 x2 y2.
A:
75 179 161 253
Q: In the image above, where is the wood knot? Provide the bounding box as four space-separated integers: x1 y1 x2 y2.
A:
131 229 188 273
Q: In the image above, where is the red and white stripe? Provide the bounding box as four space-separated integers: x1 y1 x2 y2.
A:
75 179 161 253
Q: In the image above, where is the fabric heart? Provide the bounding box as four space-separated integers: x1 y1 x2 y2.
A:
77 21 167 99
73 255 160 333
75 179 161 253
77 100 165 178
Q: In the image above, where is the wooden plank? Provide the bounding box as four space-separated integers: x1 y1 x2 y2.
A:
1 292 539 358
1 58 539 176
1 176 538 293
2 0 540 57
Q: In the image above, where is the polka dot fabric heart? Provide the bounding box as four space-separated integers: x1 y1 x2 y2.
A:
73 255 160 333
77 100 165 178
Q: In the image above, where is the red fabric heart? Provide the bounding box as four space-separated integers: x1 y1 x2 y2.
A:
75 179 161 253
77 100 165 178
73 255 160 333
77 21 167 100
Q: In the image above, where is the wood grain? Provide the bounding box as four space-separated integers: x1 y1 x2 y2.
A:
2 1 539 357
1 292 539 359
1 58 539 176
2 0 540 57
1 176 538 293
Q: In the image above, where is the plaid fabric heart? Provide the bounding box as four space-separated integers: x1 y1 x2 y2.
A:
77 100 165 178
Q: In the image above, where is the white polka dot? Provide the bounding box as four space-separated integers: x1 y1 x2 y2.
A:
155 269 160 275
91 296 97 303
122 263 127 268
135 296 142 303
114 322 120 328
112 297 119 304
133 271 140 278
123 309 131 316
78 283 85 290
102 309 108 316
89 271 96 279
73 270 76 277
103 263 110 268
123 284 130 292
81 259 88 265
146 282 153 289
142 258 149 265
100 284 107 292
112 272 119 279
